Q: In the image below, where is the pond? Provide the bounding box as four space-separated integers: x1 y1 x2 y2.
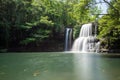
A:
0 52 120 80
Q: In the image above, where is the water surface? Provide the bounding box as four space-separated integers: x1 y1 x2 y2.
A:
0 52 120 80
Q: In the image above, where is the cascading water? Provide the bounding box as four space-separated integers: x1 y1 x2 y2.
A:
65 28 72 51
72 23 100 53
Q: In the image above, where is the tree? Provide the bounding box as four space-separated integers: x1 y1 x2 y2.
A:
98 0 120 49
0 0 102 51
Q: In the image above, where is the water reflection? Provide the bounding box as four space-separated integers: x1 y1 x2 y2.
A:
74 53 108 80
0 53 120 80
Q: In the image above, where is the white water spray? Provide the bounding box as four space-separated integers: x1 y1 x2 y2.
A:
65 28 72 51
72 23 100 52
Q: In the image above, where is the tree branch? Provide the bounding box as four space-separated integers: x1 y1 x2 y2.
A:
103 0 119 14
88 1 106 6
92 14 110 15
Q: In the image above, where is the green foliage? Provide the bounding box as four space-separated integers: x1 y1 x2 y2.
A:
40 16 54 26
20 17 54 45
98 0 120 49
0 0 102 49
73 24 81 39
20 38 35 45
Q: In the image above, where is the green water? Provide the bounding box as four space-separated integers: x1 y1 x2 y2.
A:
0 52 120 80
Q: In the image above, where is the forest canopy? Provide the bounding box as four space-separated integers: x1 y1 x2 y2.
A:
0 0 120 52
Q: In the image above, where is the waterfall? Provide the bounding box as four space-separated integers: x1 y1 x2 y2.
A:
65 28 72 51
72 23 100 53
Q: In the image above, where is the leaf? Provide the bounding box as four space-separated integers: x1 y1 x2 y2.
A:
20 38 35 45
